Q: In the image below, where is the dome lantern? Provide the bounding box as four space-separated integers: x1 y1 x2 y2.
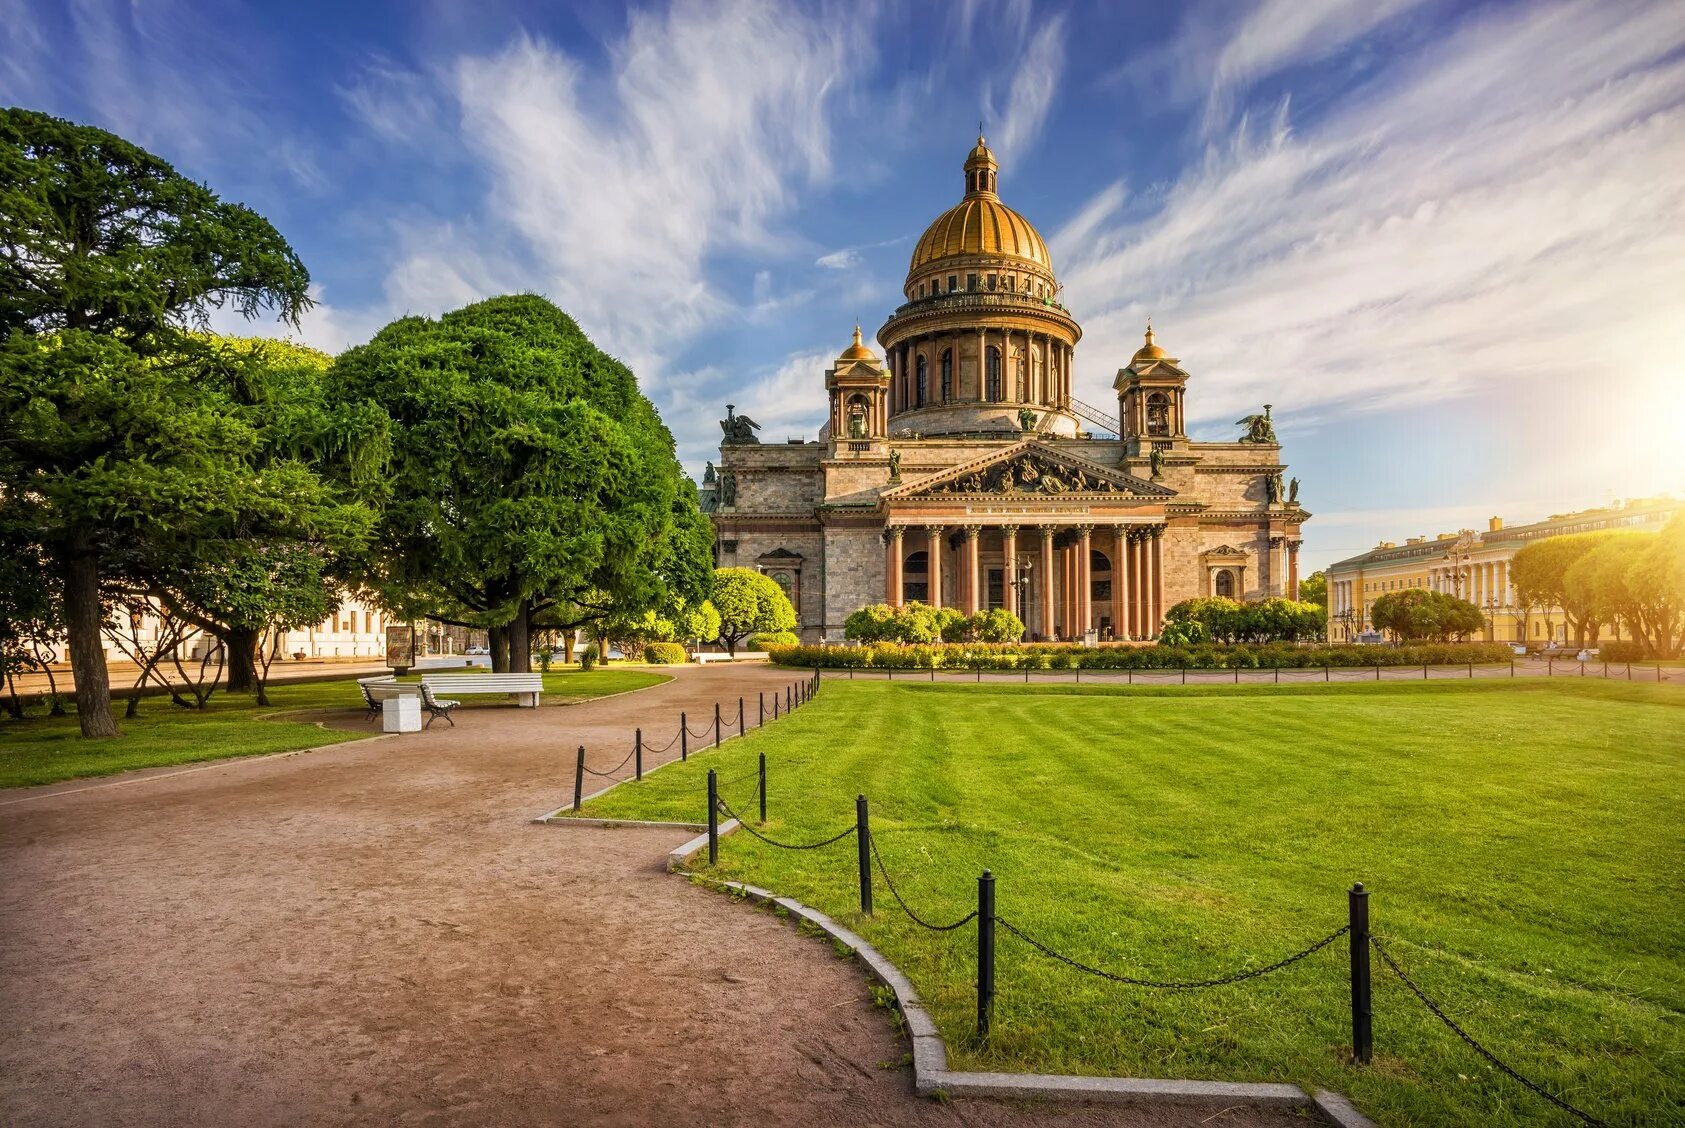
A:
963 133 998 197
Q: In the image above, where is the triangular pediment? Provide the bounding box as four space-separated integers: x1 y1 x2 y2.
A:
1203 544 1249 558
883 441 1174 501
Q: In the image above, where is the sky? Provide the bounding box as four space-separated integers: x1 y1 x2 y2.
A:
6 0 1685 571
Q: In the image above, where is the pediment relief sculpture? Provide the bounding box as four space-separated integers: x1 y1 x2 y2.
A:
913 451 1139 498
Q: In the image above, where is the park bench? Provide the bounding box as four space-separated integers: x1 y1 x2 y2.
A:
693 652 767 664
357 676 418 721
420 672 544 709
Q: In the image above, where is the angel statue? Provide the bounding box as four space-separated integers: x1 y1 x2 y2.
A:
720 404 762 444
1235 404 1278 444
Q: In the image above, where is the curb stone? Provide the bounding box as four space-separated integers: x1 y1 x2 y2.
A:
685 875 1376 1126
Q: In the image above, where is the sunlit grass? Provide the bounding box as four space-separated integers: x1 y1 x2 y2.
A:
575 679 1685 1126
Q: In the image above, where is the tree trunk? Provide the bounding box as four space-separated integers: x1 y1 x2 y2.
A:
224 626 261 694
489 626 509 673
60 544 119 738
508 600 532 674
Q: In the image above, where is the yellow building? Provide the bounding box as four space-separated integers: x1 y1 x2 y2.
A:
1325 497 1683 644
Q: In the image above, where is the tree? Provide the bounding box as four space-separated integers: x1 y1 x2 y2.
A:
1298 570 1327 611
1510 532 1617 647
969 607 1025 642
711 569 796 656
1369 589 1485 642
1635 514 1685 655
0 109 311 737
1567 526 1683 657
330 295 708 672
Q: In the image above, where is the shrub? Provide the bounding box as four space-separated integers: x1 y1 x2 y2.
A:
764 641 1515 670
749 631 799 650
970 608 1025 643
578 642 598 671
641 641 688 664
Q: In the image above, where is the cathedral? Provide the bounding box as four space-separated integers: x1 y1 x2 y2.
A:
703 136 1307 643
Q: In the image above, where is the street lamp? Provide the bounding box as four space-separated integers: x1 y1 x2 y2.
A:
1013 554 1034 636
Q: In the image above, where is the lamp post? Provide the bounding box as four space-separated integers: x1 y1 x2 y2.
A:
1013 554 1034 635
1484 595 1498 642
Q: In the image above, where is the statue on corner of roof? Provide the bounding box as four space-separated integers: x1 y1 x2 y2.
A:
888 448 902 479
718 471 737 507
1265 471 1283 505
1235 403 1278 444
1288 476 1300 506
1149 444 1165 481
1018 406 1037 433
720 404 761 444
703 460 717 486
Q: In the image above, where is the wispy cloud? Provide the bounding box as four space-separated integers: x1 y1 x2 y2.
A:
816 249 860 270
987 13 1066 166
1057 0 1685 452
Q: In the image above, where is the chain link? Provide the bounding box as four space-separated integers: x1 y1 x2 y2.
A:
996 917 1349 989
1369 936 1608 1127
869 833 978 932
715 796 856 850
580 745 638 778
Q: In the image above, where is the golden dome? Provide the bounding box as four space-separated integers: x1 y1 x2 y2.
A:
909 197 1052 273
1132 323 1166 362
838 324 877 362
908 137 1053 276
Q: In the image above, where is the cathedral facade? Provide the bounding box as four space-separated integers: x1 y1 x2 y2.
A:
704 137 1307 643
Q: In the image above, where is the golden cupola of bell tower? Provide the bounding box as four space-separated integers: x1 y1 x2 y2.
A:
877 135 1084 439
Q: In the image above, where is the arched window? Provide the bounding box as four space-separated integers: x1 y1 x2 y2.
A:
1090 549 1112 600
1016 356 1029 402
1146 392 1170 436
985 346 1002 402
1215 570 1235 598
940 349 953 403
846 394 869 439
916 355 929 407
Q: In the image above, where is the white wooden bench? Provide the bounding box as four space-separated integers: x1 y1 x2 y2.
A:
357 676 418 720
693 652 768 664
420 673 544 708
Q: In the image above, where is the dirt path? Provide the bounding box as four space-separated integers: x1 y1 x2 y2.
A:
1 664 1301 1127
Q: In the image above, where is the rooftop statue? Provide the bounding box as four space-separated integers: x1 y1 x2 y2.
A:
720 404 761 444
1149 444 1164 481
703 460 717 486
888 448 902 479
1288 476 1300 506
1235 404 1277 444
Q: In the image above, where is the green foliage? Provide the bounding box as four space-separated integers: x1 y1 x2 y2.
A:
766 641 1514 669
1157 618 1206 647
1164 596 1324 643
1511 532 1618 644
1297 569 1328 609
578 643 599 671
604 595 720 650
968 607 1025 643
1562 522 1682 657
0 109 315 737
748 631 799 650
641 641 688 665
935 606 968 643
329 295 709 669
1369 589 1486 642
710 568 796 655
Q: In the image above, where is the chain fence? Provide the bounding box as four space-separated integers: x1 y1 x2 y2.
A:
995 917 1350 989
715 794 854 851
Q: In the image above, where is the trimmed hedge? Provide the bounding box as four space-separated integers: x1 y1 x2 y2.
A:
641 642 688 665
765 641 1516 671
749 631 799 650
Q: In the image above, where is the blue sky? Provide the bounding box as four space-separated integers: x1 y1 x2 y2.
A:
7 0 1685 571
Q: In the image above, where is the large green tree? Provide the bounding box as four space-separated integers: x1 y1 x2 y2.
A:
330 295 709 671
711 568 796 656
1369 588 1485 642
1510 532 1616 646
1 109 311 736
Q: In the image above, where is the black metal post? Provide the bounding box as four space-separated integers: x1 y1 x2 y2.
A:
856 794 873 915
714 702 722 748
774 694 780 719
1348 881 1373 1065
707 769 719 865
977 870 996 1042
635 728 643 781
786 685 792 711
758 751 767 824
738 696 745 734
573 744 585 811
680 713 688 761
759 691 765 726
1325 664 1330 682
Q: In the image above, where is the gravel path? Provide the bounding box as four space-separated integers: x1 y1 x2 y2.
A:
1 664 1303 1127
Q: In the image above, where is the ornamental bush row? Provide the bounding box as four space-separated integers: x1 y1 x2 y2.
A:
640 642 689 665
766 641 1516 670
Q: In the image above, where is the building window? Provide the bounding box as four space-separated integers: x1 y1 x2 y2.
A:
1215 570 1235 598
948 275 957 292
967 273 978 291
987 274 997 290
940 349 953 403
847 394 869 438
1146 392 1170 436
903 550 929 604
916 355 929 407
1016 357 1028 401
985 346 1002 401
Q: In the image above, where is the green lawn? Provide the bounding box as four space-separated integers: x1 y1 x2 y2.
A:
571 679 1685 1126
0 668 667 789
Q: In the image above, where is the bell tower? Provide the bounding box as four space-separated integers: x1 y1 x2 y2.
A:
826 326 890 444
1114 323 1189 453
